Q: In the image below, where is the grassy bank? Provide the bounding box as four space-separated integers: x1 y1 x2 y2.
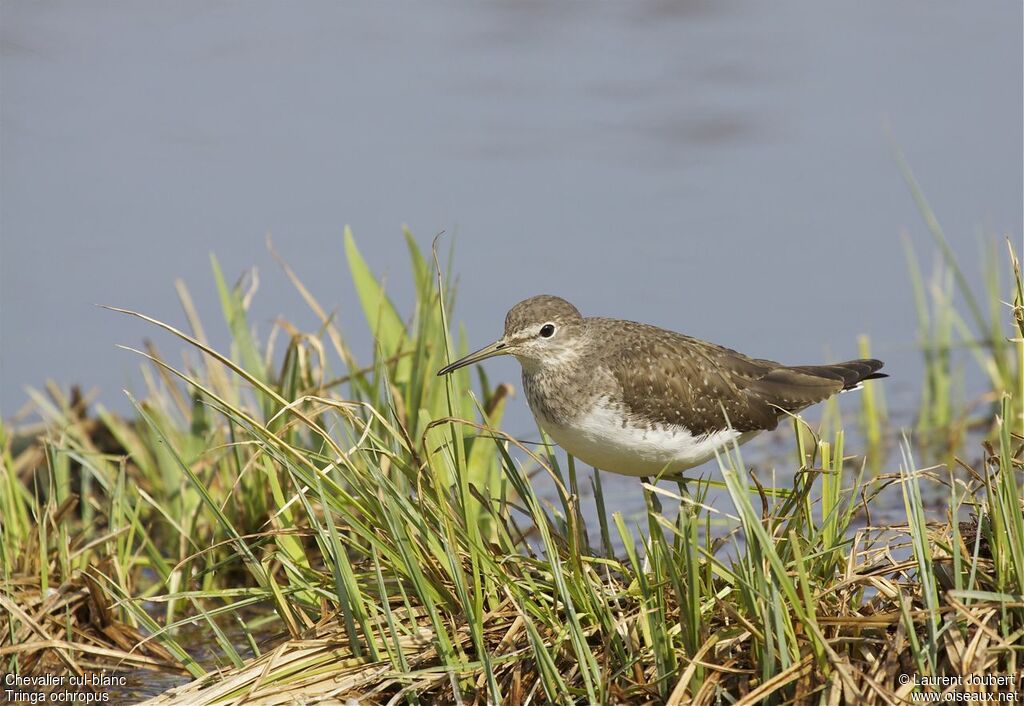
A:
2 223 1021 704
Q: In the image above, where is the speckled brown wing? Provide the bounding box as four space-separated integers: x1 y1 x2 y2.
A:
595 319 781 435
595 319 884 436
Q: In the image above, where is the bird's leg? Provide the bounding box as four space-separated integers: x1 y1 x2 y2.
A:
592 470 614 558
675 476 690 500
673 476 697 554
641 476 663 515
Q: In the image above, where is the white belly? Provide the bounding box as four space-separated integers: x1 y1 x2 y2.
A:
538 402 758 477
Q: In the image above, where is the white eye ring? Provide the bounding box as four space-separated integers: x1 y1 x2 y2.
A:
539 323 556 338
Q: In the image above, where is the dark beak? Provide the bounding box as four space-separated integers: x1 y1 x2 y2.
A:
437 339 509 376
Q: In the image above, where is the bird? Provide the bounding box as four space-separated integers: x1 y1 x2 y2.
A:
437 295 885 479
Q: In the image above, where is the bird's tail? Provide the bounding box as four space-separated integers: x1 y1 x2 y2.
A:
788 358 887 393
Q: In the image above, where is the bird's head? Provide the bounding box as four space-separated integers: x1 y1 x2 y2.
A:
437 295 585 375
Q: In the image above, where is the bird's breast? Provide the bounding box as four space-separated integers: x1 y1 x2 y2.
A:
521 365 599 428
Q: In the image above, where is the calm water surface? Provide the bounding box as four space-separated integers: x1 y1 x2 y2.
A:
2 3 1020 699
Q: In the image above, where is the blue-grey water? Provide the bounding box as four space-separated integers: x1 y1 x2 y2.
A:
1 3 1020 701
2 1 1020 415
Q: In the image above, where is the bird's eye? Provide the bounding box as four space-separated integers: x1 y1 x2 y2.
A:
539 323 556 338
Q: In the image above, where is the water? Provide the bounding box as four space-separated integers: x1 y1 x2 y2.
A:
1 3 1020 699
2 2 1019 416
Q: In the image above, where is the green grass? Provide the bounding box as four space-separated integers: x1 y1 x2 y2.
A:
1 214 1021 704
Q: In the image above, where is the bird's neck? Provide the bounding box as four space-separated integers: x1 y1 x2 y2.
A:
520 350 597 428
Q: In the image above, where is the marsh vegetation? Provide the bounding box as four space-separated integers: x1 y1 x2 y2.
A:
2 217 1022 704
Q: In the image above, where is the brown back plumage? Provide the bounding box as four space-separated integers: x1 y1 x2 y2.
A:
593 318 885 436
